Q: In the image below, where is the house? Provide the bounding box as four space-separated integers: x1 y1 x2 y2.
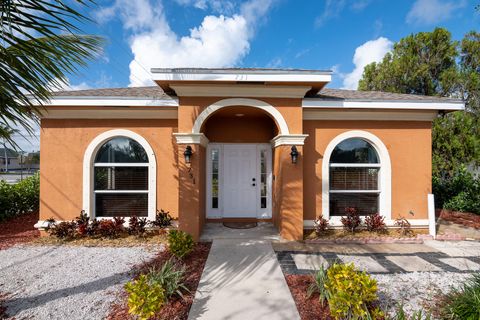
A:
0 147 21 171
34 68 464 240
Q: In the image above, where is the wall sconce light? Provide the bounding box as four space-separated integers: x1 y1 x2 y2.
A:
290 146 299 164
184 146 193 164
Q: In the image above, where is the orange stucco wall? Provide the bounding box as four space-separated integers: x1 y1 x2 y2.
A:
39 119 179 221
303 120 432 221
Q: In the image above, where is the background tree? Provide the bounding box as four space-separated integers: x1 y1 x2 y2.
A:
358 28 480 178
0 0 104 147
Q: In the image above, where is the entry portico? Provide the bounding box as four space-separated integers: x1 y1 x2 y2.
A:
162 68 332 241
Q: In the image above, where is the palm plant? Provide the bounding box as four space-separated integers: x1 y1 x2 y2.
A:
0 0 104 145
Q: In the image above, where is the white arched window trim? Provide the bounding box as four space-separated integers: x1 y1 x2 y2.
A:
82 129 157 220
321 130 391 222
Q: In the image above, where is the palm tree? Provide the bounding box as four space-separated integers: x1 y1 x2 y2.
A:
1 0 104 145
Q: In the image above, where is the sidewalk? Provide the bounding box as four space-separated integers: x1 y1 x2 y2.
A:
189 224 300 320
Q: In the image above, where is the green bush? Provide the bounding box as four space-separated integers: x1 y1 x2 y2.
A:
433 167 480 214
388 305 431 320
125 274 165 320
307 265 329 305
167 230 194 259
147 259 189 299
440 273 480 319
0 173 39 221
325 262 383 320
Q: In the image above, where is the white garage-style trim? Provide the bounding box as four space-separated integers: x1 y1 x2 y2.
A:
321 130 392 222
82 129 157 220
192 98 290 135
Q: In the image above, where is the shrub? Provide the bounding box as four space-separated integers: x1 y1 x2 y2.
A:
75 211 90 236
167 230 194 259
150 209 173 228
341 207 362 233
313 215 329 235
128 216 148 237
0 173 39 221
433 166 480 214
87 218 100 237
325 262 382 320
394 217 412 236
147 259 189 299
439 273 480 319
97 217 125 239
307 265 329 305
364 213 387 233
125 274 165 320
45 219 77 239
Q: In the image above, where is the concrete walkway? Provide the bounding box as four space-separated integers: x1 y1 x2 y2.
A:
189 224 300 320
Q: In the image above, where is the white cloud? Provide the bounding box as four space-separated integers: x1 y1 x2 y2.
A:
174 0 236 14
342 37 393 90
97 0 273 86
406 0 467 25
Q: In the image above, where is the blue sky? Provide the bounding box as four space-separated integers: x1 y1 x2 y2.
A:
11 0 480 151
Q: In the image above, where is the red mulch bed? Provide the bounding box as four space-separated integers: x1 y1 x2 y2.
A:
285 274 331 320
0 211 40 250
107 242 211 320
438 209 480 229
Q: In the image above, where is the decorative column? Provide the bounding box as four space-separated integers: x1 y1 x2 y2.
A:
271 135 307 240
174 133 208 241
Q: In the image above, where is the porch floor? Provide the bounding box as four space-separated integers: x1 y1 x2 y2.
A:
199 222 281 241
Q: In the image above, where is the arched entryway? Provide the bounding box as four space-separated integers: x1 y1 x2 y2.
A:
201 106 279 220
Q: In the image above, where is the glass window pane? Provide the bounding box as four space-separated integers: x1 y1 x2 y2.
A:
95 193 148 217
95 167 148 190
261 197 267 209
211 149 219 209
330 138 379 164
329 193 379 216
95 137 148 163
330 167 378 190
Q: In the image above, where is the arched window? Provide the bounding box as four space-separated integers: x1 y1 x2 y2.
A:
93 137 149 217
329 138 381 216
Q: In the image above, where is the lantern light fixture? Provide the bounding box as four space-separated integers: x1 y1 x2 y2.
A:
290 146 299 164
184 145 193 164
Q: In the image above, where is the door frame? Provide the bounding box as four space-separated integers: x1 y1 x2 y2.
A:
206 143 272 219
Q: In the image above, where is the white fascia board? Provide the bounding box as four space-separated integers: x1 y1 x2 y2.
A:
30 96 179 107
302 99 465 111
152 71 332 83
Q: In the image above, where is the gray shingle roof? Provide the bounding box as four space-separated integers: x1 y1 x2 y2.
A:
53 86 462 103
53 86 169 98
316 88 461 102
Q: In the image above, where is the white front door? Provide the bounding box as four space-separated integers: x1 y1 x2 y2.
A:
223 145 257 217
206 143 272 219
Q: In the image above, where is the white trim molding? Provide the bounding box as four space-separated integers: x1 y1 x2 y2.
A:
170 84 312 98
270 134 309 148
304 219 429 228
321 130 392 220
192 98 290 135
39 108 177 119
32 96 179 107
82 129 157 220
302 98 464 111
173 133 209 147
151 68 332 83
303 109 438 121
